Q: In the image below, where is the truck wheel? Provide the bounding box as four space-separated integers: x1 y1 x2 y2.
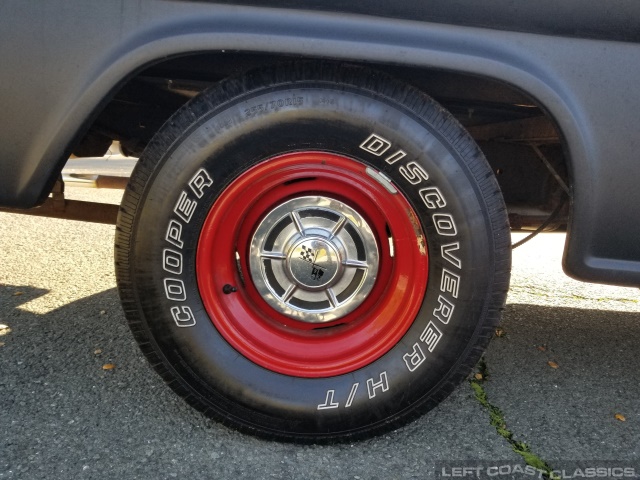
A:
115 63 510 442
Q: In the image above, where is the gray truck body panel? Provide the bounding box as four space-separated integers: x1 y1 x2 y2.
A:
1 1 640 285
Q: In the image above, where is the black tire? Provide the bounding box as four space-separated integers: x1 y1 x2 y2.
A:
115 63 511 442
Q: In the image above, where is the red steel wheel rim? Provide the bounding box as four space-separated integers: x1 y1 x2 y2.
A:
196 152 429 377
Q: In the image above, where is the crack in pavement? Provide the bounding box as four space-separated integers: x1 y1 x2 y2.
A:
470 357 555 478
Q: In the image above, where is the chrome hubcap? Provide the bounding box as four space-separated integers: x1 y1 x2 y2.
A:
249 196 379 323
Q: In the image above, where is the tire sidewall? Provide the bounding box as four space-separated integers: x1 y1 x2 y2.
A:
128 80 499 438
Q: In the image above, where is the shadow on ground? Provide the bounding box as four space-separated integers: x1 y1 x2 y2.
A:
484 303 640 463
0 285 637 479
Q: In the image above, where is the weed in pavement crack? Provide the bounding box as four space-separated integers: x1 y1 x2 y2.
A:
470 358 554 477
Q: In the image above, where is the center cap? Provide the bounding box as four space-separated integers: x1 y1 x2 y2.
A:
288 238 340 289
249 196 379 322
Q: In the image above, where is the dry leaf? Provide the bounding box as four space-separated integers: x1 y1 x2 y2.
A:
474 373 484 381
548 361 559 369
0 325 11 336
102 363 116 370
537 345 547 352
615 413 626 422
13 291 24 296
94 349 103 355
495 328 505 337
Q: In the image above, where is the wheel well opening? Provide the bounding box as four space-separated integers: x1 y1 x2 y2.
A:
70 51 569 231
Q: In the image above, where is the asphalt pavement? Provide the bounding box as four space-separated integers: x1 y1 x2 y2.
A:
1 181 639 479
